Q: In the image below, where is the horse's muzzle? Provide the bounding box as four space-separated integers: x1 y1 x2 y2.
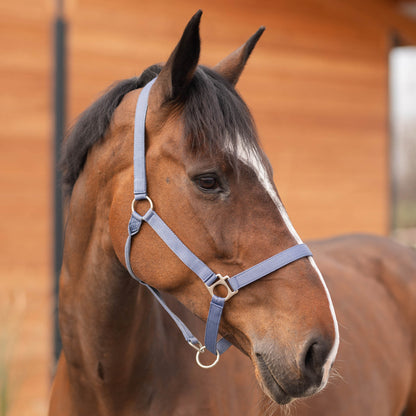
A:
253 335 332 404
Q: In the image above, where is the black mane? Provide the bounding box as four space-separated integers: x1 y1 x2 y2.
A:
61 64 263 197
182 66 261 162
60 65 161 197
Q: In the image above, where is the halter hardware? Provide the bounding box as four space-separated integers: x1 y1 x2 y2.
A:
187 339 204 352
188 340 220 369
131 196 153 215
206 274 238 301
196 346 220 369
124 77 313 370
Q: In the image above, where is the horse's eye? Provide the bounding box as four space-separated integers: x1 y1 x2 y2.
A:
195 175 220 192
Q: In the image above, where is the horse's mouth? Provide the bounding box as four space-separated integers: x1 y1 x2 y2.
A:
254 354 294 405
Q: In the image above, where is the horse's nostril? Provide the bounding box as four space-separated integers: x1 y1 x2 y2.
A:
302 338 330 385
304 342 317 371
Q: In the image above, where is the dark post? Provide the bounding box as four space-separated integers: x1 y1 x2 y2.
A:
53 0 66 365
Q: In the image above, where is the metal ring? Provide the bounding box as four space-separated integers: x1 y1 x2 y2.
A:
195 347 220 369
187 340 203 352
206 274 238 301
131 196 154 215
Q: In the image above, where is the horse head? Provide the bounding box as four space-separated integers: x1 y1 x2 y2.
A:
103 11 339 405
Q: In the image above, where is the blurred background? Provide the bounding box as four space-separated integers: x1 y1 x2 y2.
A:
1 0 415 414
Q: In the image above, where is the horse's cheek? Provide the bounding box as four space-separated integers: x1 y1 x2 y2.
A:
108 195 131 267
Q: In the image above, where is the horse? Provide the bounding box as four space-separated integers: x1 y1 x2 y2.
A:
49 11 416 416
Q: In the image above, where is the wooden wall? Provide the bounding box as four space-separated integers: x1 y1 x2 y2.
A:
0 1 53 415
1 0 416 414
65 0 416 239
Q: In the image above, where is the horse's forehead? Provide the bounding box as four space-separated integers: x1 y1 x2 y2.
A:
112 89 272 185
224 136 277 204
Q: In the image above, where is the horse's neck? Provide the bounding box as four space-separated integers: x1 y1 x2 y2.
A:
58 135 212 412
59 181 181 409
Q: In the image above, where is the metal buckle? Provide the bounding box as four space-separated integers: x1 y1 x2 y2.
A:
187 340 204 352
196 346 220 369
188 340 220 369
206 274 238 301
131 196 153 216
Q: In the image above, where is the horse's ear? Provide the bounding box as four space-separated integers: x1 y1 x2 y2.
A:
152 10 202 104
214 27 265 86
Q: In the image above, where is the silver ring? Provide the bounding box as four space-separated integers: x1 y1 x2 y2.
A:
195 347 220 369
187 340 203 352
131 196 154 215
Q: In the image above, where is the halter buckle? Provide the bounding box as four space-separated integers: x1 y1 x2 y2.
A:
206 274 238 301
187 340 220 369
131 196 154 216
187 339 203 352
195 345 220 369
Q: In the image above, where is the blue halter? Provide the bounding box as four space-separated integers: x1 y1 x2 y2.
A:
124 77 313 368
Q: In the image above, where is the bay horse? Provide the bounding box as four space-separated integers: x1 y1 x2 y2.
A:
49 11 416 416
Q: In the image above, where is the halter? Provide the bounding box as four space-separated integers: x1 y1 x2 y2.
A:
124 78 313 369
